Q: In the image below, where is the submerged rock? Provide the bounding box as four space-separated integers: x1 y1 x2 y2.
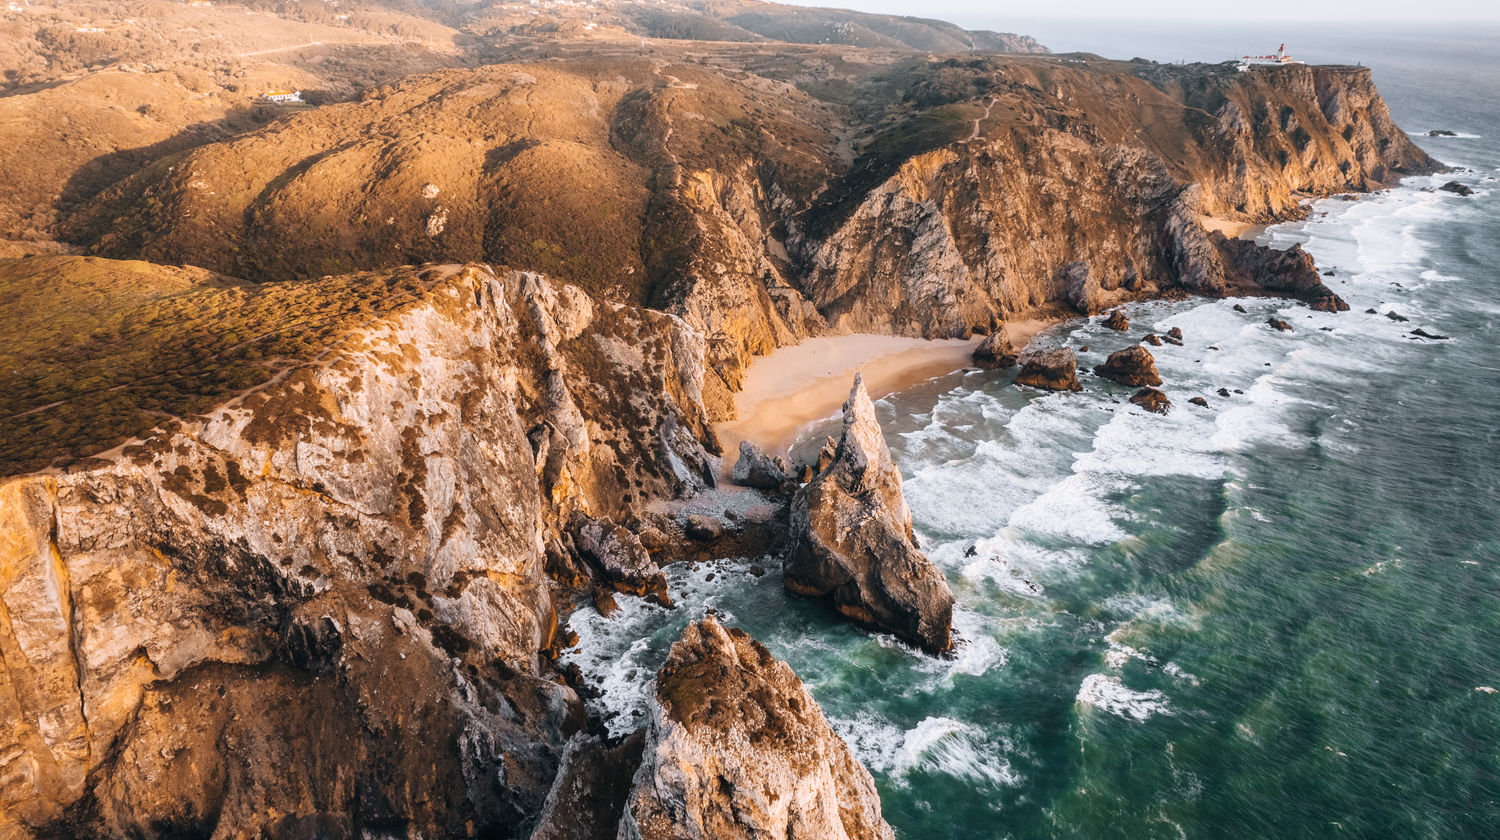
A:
1102 309 1130 331
785 375 954 654
1439 180 1474 196
1013 347 1083 392
972 325 1020 369
1094 345 1163 387
1385 310 1410 322
1130 387 1172 414
1189 396 1209 407
1410 328 1451 340
620 618 895 840
731 440 792 490
1267 317 1293 332
1429 129 1458 137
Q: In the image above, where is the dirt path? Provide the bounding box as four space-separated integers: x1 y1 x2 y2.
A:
968 96 996 141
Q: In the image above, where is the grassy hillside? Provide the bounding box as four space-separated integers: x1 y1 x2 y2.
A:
0 256 446 476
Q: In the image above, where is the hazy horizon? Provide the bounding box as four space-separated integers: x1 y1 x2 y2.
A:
780 0 1500 24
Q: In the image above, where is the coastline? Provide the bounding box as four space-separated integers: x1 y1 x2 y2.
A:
715 319 1057 474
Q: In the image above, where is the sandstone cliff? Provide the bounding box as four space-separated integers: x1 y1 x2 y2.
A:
619 618 894 840
786 375 954 653
0 262 718 838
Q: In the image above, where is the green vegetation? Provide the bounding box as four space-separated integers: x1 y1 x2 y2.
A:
0 256 443 476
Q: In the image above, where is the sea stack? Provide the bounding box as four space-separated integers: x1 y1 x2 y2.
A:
620 618 895 840
785 374 955 654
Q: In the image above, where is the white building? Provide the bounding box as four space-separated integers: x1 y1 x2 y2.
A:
1238 44 1304 71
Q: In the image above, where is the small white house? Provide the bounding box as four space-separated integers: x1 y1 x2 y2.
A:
261 90 304 104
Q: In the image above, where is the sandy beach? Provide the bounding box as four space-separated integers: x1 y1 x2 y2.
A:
715 320 1055 475
1200 214 1270 240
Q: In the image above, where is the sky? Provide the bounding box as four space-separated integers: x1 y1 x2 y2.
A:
779 0 1500 23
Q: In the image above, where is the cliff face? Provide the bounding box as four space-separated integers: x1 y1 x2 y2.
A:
65 56 1433 422
793 62 1434 338
0 263 718 837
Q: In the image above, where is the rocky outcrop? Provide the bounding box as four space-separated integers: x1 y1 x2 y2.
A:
785 375 954 654
1213 234 1349 312
971 325 1020 369
1439 181 1474 196
1268 317 1293 332
731 440 793 490
0 263 719 838
574 517 670 605
620 618 895 840
1014 347 1083 392
1094 345 1163 387
1102 309 1129 331
1131 387 1172 414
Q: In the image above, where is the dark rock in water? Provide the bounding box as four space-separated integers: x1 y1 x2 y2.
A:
1323 269 1336 277
1217 387 1232 398
1079 345 1089 353
593 586 620 618
1142 333 1162 346
1130 388 1171 414
684 514 723 542
730 439 791 490
1166 327 1184 342
786 375 955 654
1233 304 1248 313
1162 334 1184 346
1014 347 1083 392
622 618 896 840
1429 129 1458 137
1235 389 1244 394
1439 180 1474 196
1103 309 1130 331
574 516 669 604
1385 311 1410 322
1267 317 1293 332
1213 234 1349 311
1365 308 1379 314
1189 396 1209 407
1410 328 1450 340
972 324 1020 369
964 545 978 557
1094 345 1163 387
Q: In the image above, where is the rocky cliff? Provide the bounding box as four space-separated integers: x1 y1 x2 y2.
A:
0 262 719 838
619 618 894 840
64 53 1434 422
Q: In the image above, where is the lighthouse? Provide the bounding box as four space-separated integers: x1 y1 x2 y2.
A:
1237 43 1303 71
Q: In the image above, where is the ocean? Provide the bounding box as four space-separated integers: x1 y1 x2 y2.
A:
564 21 1500 838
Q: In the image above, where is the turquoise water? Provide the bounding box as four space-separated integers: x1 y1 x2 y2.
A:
565 25 1500 839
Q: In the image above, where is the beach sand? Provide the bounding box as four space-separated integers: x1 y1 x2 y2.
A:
1200 215 1270 240
715 319 1055 477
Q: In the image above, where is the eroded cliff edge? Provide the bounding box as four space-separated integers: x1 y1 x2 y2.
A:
0 263 720 837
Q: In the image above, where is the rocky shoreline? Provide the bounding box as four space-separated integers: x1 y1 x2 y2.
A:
0 32 1440 840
